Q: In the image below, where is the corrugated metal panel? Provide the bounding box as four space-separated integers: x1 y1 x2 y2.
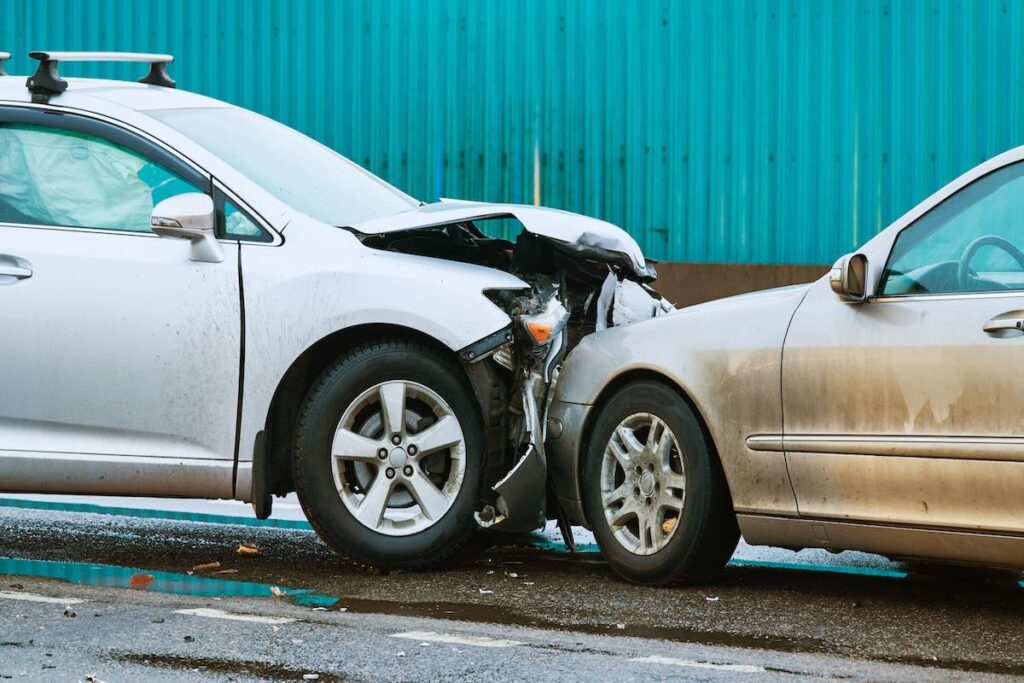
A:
2 0 1022 264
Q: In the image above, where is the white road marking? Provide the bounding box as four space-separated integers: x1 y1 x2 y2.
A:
391 630 522 648
174 608 295 625
0 591 86 605
631 655 765 673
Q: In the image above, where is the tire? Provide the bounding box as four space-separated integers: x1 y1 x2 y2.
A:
582 380 739 584
293 339 484 570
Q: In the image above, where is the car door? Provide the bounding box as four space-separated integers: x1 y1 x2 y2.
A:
782 160 1024 535
0 107 241 497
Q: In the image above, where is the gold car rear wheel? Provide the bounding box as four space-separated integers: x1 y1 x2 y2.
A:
583 380 739 585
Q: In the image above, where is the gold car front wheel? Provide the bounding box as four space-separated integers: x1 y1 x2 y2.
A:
599 412 687 556
583 380 740 585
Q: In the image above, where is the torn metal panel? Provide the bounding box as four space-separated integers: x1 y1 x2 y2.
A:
474 300 569 532
475 365 559 533
475 444 546 532
352 199 654 280
596 272 675 331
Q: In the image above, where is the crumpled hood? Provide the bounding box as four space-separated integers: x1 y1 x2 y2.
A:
352 199 654 280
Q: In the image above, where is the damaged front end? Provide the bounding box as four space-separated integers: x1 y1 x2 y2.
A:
349 201 673 538
473 287 569 533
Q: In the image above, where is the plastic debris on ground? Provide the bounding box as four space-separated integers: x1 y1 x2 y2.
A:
129 573 154 589
191 561 221 573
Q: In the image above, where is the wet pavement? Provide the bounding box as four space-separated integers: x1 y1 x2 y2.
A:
0 501 1022 681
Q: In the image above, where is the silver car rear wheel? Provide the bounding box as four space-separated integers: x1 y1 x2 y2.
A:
600 412 686 555
331 380 467 537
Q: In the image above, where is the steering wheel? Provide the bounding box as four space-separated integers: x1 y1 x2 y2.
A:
957 235 1024 290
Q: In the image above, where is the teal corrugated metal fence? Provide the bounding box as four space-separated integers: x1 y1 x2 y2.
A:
2 0 1022 264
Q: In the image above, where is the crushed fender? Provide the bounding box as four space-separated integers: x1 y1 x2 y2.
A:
348 200 673 533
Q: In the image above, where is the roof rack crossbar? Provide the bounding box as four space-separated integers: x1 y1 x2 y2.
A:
0 52 10 77
26 51 176 97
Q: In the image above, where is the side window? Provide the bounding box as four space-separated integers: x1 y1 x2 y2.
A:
880 162 1024 295
223 200 265 239
0 123 201 233
214 187 271 242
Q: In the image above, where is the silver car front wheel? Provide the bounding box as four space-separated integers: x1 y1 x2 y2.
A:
294 340 483 570
331 380 467 536
600 412 686 555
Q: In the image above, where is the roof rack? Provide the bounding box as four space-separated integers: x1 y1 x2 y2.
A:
26 51 175 97
0 52 10 76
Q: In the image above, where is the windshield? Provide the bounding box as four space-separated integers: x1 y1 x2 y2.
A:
149 107 418 226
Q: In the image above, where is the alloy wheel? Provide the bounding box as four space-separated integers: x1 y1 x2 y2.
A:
331 380 466 536
600 412 686 555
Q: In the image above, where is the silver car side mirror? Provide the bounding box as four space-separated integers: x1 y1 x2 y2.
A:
150 193 224 263
829 253 868 303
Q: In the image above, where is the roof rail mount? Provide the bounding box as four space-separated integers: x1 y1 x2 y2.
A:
0 52 10 77
26 51 175 97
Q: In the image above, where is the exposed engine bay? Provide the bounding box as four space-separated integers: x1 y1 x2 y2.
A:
349 201 674 542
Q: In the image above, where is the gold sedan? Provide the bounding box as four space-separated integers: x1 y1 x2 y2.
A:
548 148 1024 584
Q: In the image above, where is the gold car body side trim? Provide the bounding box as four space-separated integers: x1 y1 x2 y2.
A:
737 514 1024 570
745 435 784 452
746 434 1024 463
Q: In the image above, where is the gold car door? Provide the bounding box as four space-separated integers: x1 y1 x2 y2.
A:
782 160 1024 535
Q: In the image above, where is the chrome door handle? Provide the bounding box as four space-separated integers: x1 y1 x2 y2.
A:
0 255 32 282
983 317 1024 334
0 264 32 279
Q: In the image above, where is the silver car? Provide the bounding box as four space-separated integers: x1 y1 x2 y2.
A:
0 52 670 569
549 145 1024 583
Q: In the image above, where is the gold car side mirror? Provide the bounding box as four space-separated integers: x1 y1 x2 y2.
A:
829 253 868 303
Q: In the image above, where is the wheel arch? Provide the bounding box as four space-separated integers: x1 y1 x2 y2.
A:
260 323 486 497
576 369 735 527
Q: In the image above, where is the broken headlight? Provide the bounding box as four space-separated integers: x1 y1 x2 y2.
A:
486 286 568 352
516 294 569 350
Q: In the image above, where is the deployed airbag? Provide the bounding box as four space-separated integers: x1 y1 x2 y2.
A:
0 124 162 231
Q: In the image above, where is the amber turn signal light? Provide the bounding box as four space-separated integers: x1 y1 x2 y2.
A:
526 321 554 344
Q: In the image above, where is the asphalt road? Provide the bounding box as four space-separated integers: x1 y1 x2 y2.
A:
0 503 1022 681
